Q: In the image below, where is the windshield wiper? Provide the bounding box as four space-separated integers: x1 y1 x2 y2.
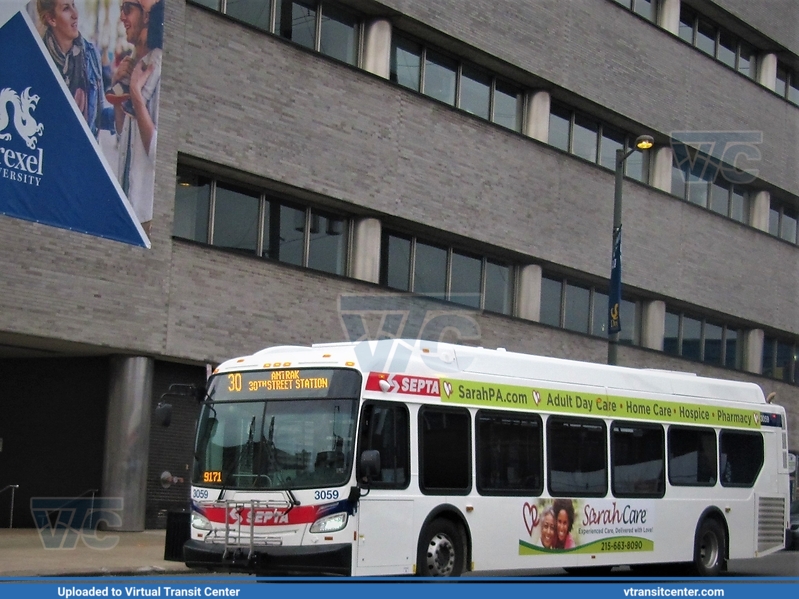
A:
285 489 301 515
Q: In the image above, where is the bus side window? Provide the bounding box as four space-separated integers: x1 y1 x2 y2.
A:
476 410 543 496
357 402 410 489
668 426 717 486
611 422 665 498
547 416 608 497
719 430 764 487
418 406 472 495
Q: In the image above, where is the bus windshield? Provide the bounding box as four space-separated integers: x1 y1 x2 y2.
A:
193 369 360 490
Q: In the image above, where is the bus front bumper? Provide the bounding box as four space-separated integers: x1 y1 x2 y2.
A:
183 538 352 576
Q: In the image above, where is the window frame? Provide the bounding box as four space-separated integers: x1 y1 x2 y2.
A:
173 166 353 276
611 421 666 499
418 405 472 495
663 309 742 368
380 230 515 315
475 410 543 497
357 400 411 490
719 430 764 488
677 5 757 80
667 425 718 487
390 32 523 133
546 415 608 498
205 0 364 67
541 273 640 344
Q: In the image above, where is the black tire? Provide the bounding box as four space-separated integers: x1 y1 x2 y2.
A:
416 518 466 577
692 518 726 576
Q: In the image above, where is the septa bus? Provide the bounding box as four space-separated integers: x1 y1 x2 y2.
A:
181 339 791 576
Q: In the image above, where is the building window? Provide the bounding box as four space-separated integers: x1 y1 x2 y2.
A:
380 231 513 314
548 103 649 183
213 182 260 253
612 0 657 23
769 201 799 245
226 0 273 31
670 150 749 224
424 50 457 105
174 171 211 243
198 0 361 67
541 275 639 345
318 3 358 64
664 309 742 369
762 336 797 384
678 6 757 80
174 166 350 277
390 33 522 132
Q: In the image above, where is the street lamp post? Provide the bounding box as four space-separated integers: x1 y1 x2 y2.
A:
607 134 654 366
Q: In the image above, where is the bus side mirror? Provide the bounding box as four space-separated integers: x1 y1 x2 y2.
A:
359 449 380 484
154 402 172 427
163 383 206 403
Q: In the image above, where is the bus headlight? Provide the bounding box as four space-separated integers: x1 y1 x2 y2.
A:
309 512 348 533
191 511 212 531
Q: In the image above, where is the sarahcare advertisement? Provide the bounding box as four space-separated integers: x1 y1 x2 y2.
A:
519 498 655 555
0 0 163 248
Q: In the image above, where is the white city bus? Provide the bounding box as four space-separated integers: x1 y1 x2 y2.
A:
182 339 791 576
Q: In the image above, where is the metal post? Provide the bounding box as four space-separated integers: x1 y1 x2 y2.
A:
3 485 19 529
608 147 625 366
89 489 96 531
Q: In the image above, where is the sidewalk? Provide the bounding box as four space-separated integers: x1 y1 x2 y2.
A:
0 529 192 577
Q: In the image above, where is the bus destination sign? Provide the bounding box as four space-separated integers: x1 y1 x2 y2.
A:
208 368 361 401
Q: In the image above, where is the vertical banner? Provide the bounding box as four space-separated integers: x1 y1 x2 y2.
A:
608 224 622 335
0 0 164 248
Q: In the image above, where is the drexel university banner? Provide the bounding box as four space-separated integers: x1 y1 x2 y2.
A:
0 0 164 248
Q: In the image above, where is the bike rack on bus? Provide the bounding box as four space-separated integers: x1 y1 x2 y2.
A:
0 485 19 528
212 499 292 562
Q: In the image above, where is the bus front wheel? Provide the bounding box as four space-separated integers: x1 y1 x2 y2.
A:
692 518 726 576
417 519 465 577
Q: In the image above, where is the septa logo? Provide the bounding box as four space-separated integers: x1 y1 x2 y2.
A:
366 372 441 396
0 9 148 247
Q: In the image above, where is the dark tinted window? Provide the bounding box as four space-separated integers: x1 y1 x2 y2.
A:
476 411 542 496
720 431 763 487
419 407 471 494
358 402 410 489
611 422 665 497
547 417 607 497
668 427 717 486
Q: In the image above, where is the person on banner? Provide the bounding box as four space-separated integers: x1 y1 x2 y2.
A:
36 0 114 137
539 506 558 549
553 498 576 549
113 0 162 237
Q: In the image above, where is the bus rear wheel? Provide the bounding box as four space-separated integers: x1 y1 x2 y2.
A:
417 519 465 577
692 519 726 576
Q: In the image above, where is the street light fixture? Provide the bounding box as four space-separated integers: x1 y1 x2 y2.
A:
607 134 654 366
